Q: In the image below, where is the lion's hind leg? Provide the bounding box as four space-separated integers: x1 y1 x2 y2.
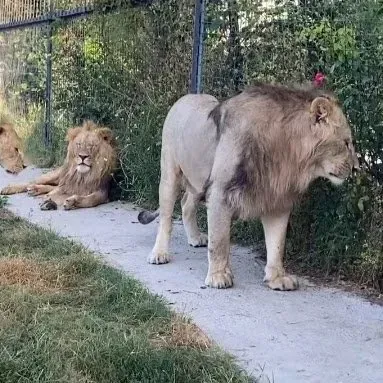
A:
148 161 181 265
181 190 208 247
261 212 299 291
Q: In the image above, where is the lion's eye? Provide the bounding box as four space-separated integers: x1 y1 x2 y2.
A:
15 147 19 153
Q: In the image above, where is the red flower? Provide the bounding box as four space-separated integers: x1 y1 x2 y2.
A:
313 72 326 87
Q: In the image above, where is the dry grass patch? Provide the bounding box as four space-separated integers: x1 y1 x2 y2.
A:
152 316 213 351
0 257 64 293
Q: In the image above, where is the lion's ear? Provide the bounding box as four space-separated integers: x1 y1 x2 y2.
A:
310 97 333 122
0 126 4 134
98 128 115 145
66 127 82 142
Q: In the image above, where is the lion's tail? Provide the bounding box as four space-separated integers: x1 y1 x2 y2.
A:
137 209 160 225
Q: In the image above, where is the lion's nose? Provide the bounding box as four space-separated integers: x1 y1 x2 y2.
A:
79 154 89 161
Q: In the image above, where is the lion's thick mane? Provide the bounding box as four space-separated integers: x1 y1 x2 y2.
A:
58 120 117 195
208 83 354 218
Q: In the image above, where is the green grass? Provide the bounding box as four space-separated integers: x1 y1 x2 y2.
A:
0 209 256 383
0 196 8 208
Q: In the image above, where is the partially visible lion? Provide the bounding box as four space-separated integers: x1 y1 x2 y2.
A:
1 120 117 210
138 83 359 291
0 119 27 174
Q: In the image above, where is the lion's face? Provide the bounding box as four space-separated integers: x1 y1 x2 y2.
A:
0 123 27 174
310 97 359 185
66 121 117 176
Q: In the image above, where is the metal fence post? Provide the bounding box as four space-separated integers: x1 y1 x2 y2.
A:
44 0 53 148
44 22 53 147
190 0 205 94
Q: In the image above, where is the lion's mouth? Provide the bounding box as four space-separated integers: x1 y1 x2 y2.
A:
329 171 348 180
77 163 91 173
329 172 342 178
327 172 348 185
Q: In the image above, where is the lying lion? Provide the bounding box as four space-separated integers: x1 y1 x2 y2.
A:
1 120 117 210
0 121 27 174
138 83 359 291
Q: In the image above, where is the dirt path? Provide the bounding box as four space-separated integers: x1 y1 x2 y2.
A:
1 167 382 383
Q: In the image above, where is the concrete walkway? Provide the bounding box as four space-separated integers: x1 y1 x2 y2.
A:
1 167 382 383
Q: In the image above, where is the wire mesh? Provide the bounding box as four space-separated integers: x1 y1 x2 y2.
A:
0 25 47 143
1 0 194 201
0 0 51 24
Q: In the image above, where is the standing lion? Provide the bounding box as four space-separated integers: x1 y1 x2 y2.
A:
1 120 117 210
138 83 359 291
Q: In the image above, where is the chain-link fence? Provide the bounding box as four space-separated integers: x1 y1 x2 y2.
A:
0 0 382 289
0 0 195 201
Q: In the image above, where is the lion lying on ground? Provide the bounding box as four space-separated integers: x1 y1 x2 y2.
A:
138 83 359 291
1 120 117 210
0 120 27 174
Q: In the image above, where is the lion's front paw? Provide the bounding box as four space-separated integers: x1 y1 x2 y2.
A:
27 185 41 196
188 232 208 247
1 186 12 195
205 267 234 289
148 250 170 265
63 195 78 210
264 267 299 291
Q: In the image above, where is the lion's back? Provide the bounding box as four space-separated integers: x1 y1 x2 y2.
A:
162 93 219 193
163 94 218 140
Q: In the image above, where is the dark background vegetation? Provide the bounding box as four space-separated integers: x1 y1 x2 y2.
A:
1 0 382 291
